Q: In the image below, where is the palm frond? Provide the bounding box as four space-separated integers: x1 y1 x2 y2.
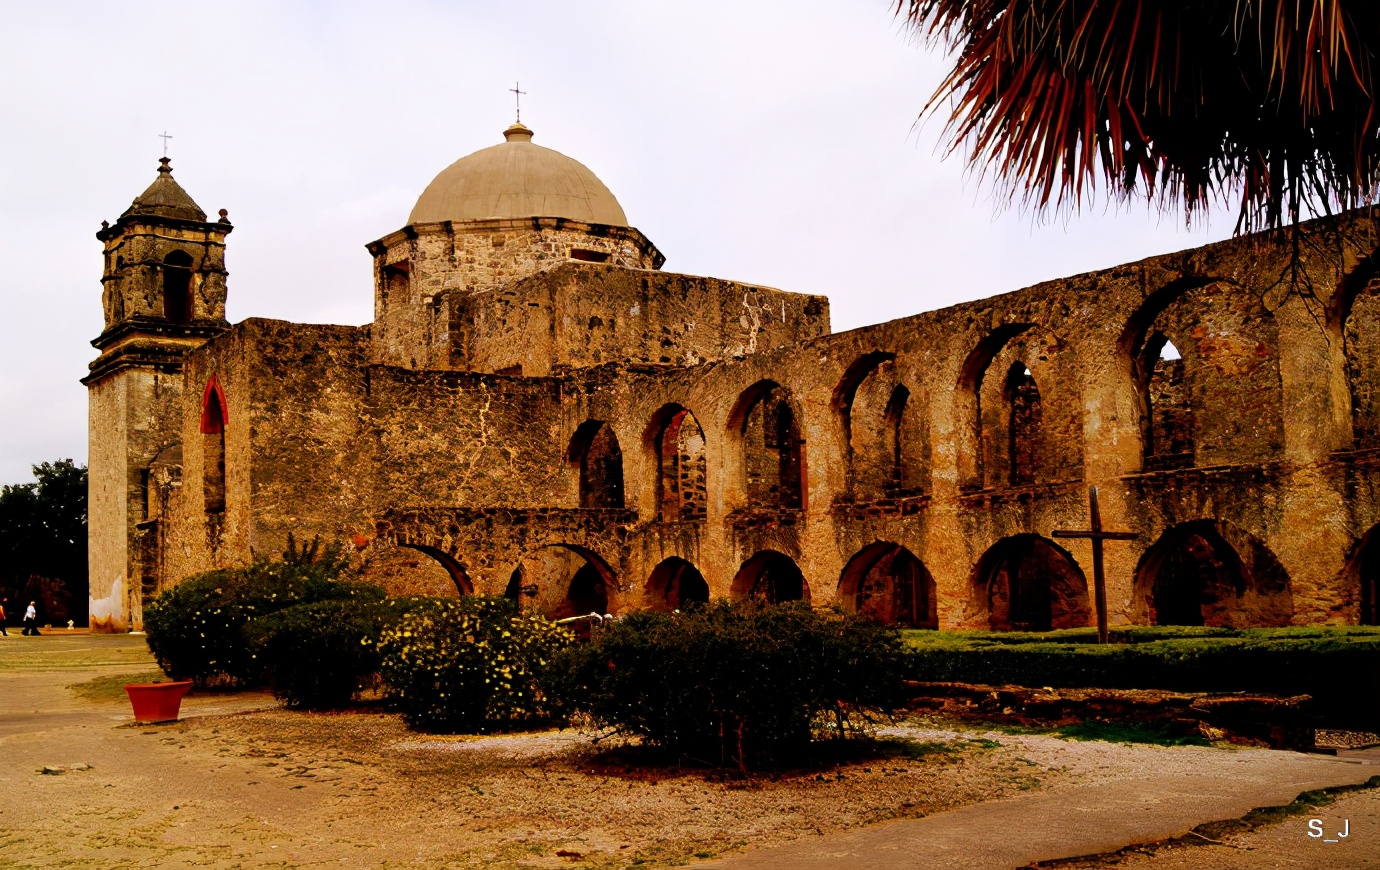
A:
898 0 1379 233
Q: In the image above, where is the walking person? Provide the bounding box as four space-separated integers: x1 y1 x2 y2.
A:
0 599 7 636
22 601 38 636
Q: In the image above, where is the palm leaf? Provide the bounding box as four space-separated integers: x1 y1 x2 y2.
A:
897 0 1379 233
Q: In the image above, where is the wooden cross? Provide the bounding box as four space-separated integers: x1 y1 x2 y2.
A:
509 82 527 123
1052 486 1137 644
159 131 173 157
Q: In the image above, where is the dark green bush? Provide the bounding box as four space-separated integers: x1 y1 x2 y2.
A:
143 537 372 686
377 596 572 733
243 591 388 709
548 601 907 771
901 626 1380 729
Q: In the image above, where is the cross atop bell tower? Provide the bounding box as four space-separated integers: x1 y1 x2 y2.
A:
88 157 234 382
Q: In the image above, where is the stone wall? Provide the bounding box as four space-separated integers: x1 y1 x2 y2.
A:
86 368 186 631
144 209 1380 632
368 219 663 370
455 263 831 376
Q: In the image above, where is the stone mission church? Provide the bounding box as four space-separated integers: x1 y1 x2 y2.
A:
87 122 1380 633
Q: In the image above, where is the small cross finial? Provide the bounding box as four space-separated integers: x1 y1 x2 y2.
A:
509 82 527 123
159 131 173 158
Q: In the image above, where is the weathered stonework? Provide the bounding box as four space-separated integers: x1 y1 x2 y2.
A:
87 133 1380 634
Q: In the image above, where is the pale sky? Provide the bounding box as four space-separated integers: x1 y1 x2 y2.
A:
0 0 1229 485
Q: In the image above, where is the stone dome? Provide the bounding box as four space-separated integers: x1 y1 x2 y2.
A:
408 124 628 227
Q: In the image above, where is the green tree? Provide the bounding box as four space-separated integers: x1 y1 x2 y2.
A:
898 0 1379 234
0 460 88 626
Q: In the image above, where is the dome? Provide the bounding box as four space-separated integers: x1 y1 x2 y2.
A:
408 124 628 227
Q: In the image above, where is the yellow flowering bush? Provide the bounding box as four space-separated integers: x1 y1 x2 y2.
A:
378 596 572 733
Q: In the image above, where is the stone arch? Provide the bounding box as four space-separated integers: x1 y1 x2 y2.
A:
644 557 710 611
397 543 474 596
645 404 707 521
512 543 619 620
971 330 1075 489
1120 278 1284 468
727 381 804 510
1335 261 1380 449
731 550 809 604
162 249 193 324
1343 524 1380 625
199 376 227 513
1136 331 1195 469
838 542 937 628
1133 521 1293 627
569 420 625 509
969 535 1090 631
835 353 921 500
956 323 1033 488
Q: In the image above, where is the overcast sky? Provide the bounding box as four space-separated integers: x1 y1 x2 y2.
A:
0 0 1231 485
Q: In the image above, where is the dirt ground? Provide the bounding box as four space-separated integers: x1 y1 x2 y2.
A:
0 634 1052 868
0 633 1375 868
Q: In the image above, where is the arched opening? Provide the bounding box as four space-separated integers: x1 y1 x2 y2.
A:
1121 279 1282 469
570 421 625 509
838 542 937 628
513 544 619 621
1136 332 1195 470
1134 521 1293 627
162 250 193 325
1004 363 1043 486
882 386 910 494
504 565 528 602
644 557 710 611
957 324 1034 488
649 405 707 521
970 535 1089 631
731 382 803 510
1341 274 1380 449
836 353 917 500
200 377 227 513
397 543 473 596
1347 527 1380 625
731 550 808 604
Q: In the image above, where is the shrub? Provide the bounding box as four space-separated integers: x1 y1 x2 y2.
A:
143 536 372 686
901 626 1380 730
244 591 387 709
377 596 572 733
548 601 907 771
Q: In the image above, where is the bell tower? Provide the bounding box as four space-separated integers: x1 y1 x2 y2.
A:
85 158 232 631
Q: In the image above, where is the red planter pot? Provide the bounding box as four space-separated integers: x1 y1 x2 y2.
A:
123 681 193 723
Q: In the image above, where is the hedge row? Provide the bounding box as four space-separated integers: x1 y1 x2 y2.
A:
901 626 1380 729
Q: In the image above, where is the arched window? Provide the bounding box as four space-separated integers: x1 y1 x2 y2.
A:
1005 363 1042 486
570 421 625 509
738 384 803 509
200 377 227 513
1139 332 1194 469
653 407 707 521
881 385 909 494
162 250 193 325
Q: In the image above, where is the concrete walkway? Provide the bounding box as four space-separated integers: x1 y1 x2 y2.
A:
704 742 1380 869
